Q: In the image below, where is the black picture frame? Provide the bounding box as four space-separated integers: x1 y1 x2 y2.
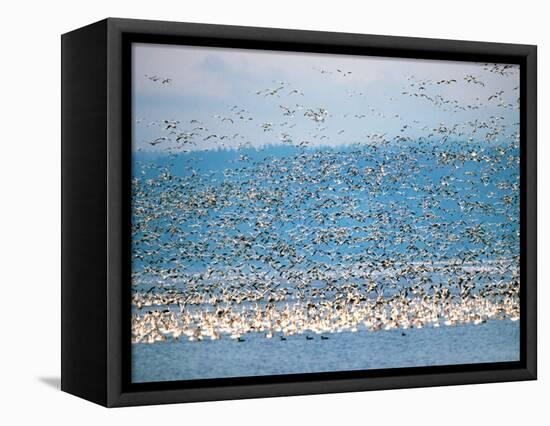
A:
61 17 537 407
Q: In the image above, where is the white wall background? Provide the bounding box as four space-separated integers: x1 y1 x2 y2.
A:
0 0 546 423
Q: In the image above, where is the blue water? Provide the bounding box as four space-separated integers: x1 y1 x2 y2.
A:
130 138 520 382
132 319 519 382
131 140 519 277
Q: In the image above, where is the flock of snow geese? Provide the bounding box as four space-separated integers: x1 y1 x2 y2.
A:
131 61 520 345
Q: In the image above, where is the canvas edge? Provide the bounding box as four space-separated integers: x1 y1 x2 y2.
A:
61 18 110 407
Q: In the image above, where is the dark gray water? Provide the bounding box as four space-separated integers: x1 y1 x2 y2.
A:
132 319 519 383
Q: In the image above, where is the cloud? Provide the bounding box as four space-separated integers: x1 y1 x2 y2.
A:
133 42 517 103
132 42 519 152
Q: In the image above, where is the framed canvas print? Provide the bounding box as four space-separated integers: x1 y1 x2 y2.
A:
61 18 537 407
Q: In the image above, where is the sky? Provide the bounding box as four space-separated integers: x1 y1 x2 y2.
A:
131 42 519 152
